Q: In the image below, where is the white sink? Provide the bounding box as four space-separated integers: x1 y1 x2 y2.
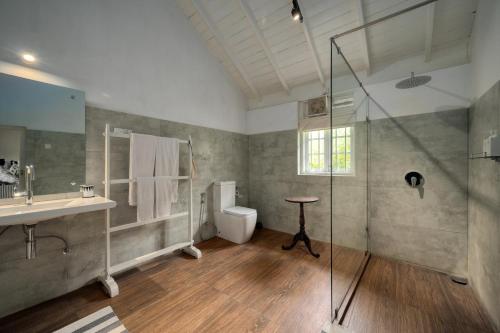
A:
0 196 116 226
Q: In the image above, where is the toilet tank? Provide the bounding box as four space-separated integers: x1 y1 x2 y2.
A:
214 181 236 212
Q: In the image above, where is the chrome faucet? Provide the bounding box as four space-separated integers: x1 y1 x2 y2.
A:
15 165 35 205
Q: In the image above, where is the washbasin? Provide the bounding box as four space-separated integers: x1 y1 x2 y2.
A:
0 196 116 226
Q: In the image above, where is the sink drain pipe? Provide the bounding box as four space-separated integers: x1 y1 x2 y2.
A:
0 224 70 259
23 225 70 259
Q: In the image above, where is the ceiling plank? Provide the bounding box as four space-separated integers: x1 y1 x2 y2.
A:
424 2 436 62
354 0 371 75
296 0 325 88
192 0 260 98
238 0 289 93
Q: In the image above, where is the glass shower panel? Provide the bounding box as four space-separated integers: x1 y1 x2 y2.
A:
330 39 370 323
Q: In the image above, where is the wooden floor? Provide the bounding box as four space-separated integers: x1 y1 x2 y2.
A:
0 229 332 333
339 256 495 333
0 229 494 333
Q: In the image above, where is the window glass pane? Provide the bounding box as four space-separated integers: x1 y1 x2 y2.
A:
300 126 353 175
312 141 319 154
337 137 345 152
319 154 325 170
338 153 346 170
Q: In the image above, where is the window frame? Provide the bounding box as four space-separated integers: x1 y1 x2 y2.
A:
298 125 355 176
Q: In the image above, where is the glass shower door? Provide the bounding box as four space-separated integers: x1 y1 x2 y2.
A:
330 38 370 323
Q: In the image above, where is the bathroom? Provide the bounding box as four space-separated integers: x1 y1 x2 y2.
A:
0 0 500 332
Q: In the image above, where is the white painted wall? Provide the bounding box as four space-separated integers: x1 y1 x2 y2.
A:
471 0 500 98
247 64 473 134
246 102 298 135
0 0 247 133
362 64 472 121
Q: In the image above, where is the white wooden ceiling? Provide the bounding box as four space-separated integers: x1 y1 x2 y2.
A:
176 0 477 99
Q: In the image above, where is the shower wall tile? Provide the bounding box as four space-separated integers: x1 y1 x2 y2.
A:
468 80 500 331
248 124 368 248
24 130 85 195
369 109 468 277
249 109 468 277
0 106 248 318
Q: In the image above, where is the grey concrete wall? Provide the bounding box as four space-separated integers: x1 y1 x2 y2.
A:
25 130 85 195
369 109 469 277
249 109 469 276
248 123 368 250
0 106 248 318
0 105 473 318
468 81 500 331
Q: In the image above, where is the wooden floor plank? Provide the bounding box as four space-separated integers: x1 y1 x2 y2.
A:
0 229 493 333
341 256 495 333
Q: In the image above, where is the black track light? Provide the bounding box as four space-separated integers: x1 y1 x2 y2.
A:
291 0 303 23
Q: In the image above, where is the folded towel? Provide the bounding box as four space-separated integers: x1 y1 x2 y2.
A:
136 177 155 222
129 133 156 206
155 137 179 218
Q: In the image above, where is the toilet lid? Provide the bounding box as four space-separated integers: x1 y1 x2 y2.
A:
223 206 257 217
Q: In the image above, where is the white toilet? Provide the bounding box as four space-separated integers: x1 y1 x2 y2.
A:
213 181 257 244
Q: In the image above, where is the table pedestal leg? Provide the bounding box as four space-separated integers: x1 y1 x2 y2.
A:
282 203 320 258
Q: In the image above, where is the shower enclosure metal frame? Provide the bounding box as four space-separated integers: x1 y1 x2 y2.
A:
328 0 439 326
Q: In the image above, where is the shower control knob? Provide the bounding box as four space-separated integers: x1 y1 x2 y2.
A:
405 171 423 188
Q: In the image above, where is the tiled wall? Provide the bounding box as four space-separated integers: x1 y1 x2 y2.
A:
248 123 368 250
0 105 472 318
85 107 249 265
248 109 469 276
25 130 85 195
468 81 500 330
0 106 248 318
369 109 469 276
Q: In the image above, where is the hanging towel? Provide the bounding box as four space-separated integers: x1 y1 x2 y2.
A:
155 137 179 218
129 133 156 206
136 177 155 222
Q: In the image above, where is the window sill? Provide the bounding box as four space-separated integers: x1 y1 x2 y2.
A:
298 173 355 177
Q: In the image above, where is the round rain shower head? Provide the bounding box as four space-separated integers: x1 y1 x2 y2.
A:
395 72 431 89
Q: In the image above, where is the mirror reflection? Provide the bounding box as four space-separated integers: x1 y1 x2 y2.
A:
0 73 85 197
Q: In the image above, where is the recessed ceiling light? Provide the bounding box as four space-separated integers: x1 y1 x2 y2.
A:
21 53 36 63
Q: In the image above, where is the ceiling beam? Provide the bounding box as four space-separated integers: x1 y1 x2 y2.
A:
192 0 260 98
296 0 325 88
354 0 371 75
238 0 289 93
424 2 436 62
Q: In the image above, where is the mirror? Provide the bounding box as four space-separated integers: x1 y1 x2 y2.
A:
0 73 85 197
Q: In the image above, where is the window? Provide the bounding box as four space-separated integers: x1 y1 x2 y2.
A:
299 126 354 175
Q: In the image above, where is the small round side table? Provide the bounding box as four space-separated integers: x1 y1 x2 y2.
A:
282 196 320 258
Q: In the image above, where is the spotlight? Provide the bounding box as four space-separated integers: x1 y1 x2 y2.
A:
21 53 36 63
291 0 303 23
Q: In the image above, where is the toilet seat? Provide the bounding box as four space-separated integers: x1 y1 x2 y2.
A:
223 206 257 217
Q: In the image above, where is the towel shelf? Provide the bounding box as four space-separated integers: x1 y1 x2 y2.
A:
105 176 189 185
105 130 189 144
109 241 192 275
100 124 201 298
109 211 188 233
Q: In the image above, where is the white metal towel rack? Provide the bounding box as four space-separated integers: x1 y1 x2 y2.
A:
99 124 202 297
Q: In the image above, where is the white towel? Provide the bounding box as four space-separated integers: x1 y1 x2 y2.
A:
129 133 156 206
155 137 179 218
136 177 155 222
